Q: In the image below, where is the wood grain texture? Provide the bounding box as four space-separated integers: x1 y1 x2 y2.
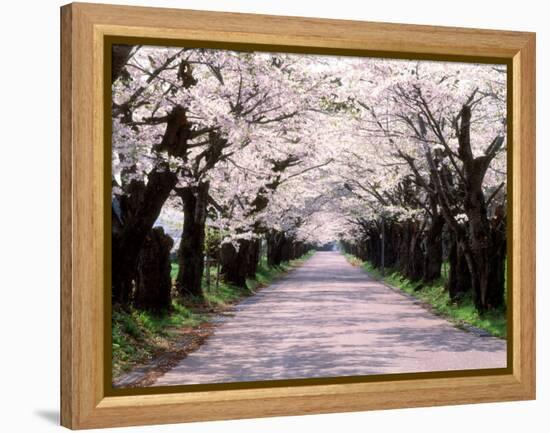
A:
60 4 73 429
60 2 536 429
512 34 536 396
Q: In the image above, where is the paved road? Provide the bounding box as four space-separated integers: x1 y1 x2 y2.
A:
155 251 506 386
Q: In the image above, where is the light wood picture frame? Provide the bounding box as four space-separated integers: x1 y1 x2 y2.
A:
61 2 535 429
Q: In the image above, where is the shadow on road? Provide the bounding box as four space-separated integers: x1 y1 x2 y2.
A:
154 252 506 386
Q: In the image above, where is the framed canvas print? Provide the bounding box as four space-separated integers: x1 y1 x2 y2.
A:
60 2 536 429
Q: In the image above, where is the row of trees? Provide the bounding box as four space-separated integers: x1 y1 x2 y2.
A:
335 61 507 312
112 45 507 314
111 46 332 312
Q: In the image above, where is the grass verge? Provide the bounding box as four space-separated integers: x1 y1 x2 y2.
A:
345 254 507 339
112 302 207 378
112 251 314 379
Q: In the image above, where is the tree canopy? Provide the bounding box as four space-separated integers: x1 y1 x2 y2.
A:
112 45 507 312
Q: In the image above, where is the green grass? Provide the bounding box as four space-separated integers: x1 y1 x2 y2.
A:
113 251 314 378
345 254 507 339
112 301 206 377
169 262 250 307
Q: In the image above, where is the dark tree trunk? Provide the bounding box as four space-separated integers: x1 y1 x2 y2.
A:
246 239 261 278
112 169 177 305
486 205 507 308
280 237 292 262
383 222 398 268
465 202 491 310
267 231 285 267
361 237 369 262
220 237 261 286
176 182 209 298
466 203 506 312
394 221 424 281
295 242 303 258
112 99 197 306
457 105 505 311
366 226 381 267
134 227 174 312
447 236 471 301
396 224 410 275
292 241 305 259
406 222 424 281
220 240 251 288
487 228 506 308
463 193 506 310
423 214 444 283
111 45 134 83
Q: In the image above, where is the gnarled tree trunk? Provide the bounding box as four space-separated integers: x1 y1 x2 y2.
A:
487 207 507 308
134 227 174 312
267 230 285 267
246 239 261 278
220 239 252 288
176 182 209 298
112 169 177 305
447 236 471 301
423 214 444 283
406 222 424 281
457 105 506 311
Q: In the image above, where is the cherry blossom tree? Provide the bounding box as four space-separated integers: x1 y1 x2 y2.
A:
335 59 507 310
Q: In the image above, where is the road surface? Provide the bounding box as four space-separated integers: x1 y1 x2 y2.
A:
155 251 506 386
